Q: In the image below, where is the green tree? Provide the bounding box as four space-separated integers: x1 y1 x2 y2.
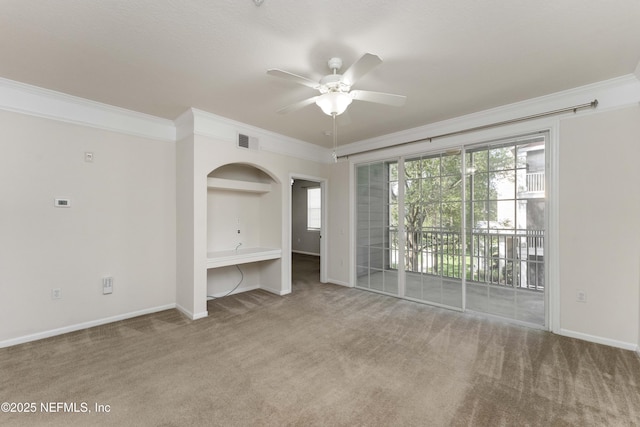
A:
403 147 515 275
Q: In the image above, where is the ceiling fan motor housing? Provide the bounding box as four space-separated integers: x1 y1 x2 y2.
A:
319 74 350 93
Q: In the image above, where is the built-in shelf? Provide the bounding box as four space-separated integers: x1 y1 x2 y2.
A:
206 247 282 269
207 177 271 193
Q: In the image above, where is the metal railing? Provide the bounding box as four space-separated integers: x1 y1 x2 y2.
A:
393 228 545 291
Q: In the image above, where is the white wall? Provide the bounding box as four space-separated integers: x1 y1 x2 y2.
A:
326 160 351 286
291 179 321 255
0 110 176 345
558 105 640 348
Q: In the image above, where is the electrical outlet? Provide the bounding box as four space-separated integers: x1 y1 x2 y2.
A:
577 290 587 303
102 277 113 295
52 288 61 299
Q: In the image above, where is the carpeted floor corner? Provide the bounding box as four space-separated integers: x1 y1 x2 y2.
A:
1 254 639 426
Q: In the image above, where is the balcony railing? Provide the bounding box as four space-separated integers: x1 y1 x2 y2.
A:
387 228 544 291
525 172 545 193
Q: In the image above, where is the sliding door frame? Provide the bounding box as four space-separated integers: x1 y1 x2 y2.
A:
350 121 559 332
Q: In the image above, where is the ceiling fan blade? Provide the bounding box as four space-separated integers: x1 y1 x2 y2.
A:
341 53 382 86
267 69 320 89
350 90 406 107
276 96 319 114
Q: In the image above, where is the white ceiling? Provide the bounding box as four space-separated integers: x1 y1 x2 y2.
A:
1 1 639 148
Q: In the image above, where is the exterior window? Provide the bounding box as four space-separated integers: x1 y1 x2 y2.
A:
307 187 321 230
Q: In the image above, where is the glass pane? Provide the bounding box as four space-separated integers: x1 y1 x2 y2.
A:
356 164 369 184
422 156 440 176
466 137 545 326
388 162 398 181
405 158 422 178
389 204 399 227
422 203 440 228
389 181 398 203
471 172 489 201
441 175 462 201
489 146 514 171
490 170 515 200
403 152 463 309
442 153 462 176
467 150 487 173
356 161 400 297
424 178 440 201
495 200 515 229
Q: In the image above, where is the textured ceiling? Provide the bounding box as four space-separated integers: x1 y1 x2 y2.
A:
1 0 640 148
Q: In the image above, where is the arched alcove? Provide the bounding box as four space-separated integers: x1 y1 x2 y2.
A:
205 162 283 299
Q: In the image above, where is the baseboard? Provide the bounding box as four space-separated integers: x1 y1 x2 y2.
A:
0 304 177 349
292 250 320 256
327 278 351 287
175 304 208 321
261 285 290 296
558 328 638 351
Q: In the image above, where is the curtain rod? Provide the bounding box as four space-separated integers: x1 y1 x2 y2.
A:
338 99 598 159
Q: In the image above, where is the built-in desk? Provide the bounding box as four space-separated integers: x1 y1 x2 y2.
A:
206 247 282 269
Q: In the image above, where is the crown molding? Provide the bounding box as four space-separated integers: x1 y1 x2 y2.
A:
0 77 332 163
176 108 333 163
0 77 176 142
341 73 640 158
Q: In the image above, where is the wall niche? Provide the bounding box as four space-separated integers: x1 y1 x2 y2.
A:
206 163 282 298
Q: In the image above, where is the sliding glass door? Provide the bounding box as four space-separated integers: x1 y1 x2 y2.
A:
355 133 547 327
465 137 545 324
356 161 399 295
404 152 463 309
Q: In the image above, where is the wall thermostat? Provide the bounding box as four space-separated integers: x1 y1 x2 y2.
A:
54 198 71 208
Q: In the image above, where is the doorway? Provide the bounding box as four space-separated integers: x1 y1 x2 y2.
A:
290 175 327 287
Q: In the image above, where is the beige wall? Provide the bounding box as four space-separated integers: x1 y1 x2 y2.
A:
559 105 640 347
0 110 176 344
326 160 350 286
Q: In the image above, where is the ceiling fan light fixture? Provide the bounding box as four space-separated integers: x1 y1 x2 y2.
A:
315 92 352 116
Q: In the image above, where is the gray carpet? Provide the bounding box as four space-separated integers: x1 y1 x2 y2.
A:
1 254 639 426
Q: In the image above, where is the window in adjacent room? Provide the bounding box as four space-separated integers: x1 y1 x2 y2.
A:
307 187 321 230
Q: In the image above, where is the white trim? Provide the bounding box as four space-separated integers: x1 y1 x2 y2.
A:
341 74 640 159
327 279 350 287
558 328 638 351
175 303 208 321
0 77 175 142
0 304 177 349
261 286 291 296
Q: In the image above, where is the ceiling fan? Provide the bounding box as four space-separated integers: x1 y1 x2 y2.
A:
267 53 406 117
